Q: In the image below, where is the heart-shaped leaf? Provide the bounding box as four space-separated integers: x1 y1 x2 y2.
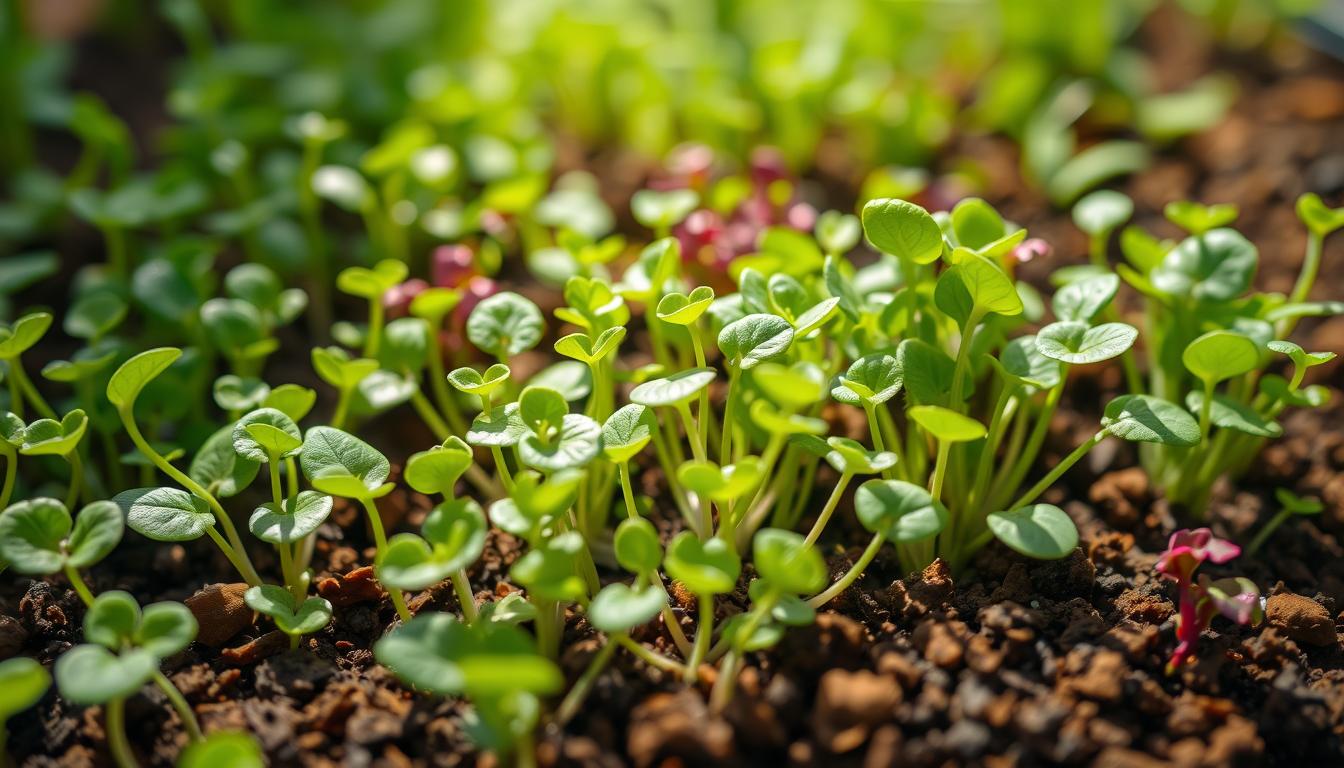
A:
467 292 545 358
986 504 1079 559
65 292 127 341
631 188 698 231
526 361 592 403
1072 190 1133 236
422 499 488 573
54 645 157 705
753 528 826 595
854 479 946 543
614 517 662 574
135 601 197 658
510 531 588 602
656 286 715 326
178 731 265 768
467 403 528 447
336 259 407 300
233 408 302 461
405 437 474 496
717 314 794 370
1101 395 1200 446
1036 321 1137 365
0 498 72 574
588 583 666 633
677 458 764 501
263 384 317 423
950 198 1006 249
67 501 124 569
861 198 943 264
0 312 52 359
934 254 1023 325
1184 392 1282 437
212 376 271 413
821 437 898 475
753 361 827 409
832 353 902 406
245 585 333 636
897 339 956 405
554 327 625 365
374 613 562 698
909 405 987 443
664 532 741 596
114 487 216 541
19 410 88 457
1164 201 1238 235
1052 273 1120 323
248 491 333 544
519 414 601 472
190 425 261 498
518 386 568 437
311 347 378 390
601 404 654 463
299 427 391 499
629 368 716 407
1182 330 1259 384
1152 229 1256 302
83 590 196 658
1296 193 1344 237
989 336 1060 390
107 347 181 410
447 364 512 397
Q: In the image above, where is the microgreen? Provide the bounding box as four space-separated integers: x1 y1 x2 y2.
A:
0 656 49 757
244 585 333 649
0 498 122 605
1156 528 1261 674
1246 489 1325 556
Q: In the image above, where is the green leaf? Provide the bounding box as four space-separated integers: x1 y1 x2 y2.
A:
134 601 197 658
934 254 1024 325
1267 340 1335 371
19 410 88 457
1152 229 1256 302
518 414 601 472
0 498 71 574
0 312 52 359
588 583 666 633
213 376 271 413
754 361 827 409
750 400 826 437
631 188 698 231
820 437 898 475
114 487 216 541
824 255 867 320
405 437 474 496
987 504 1078 559
190 425 260 498
467 403 528 447
1275 489 1324 516
510 531 588 602
664 532 740 596
554 327 625 365
1296 193 1344 237
374 613 562 698
897 339 956 405
311 347 378 390
65 292 127 340
518 386 568 436
1052 273 1120 323
525 361 591 402
1036 321 1137 365
245 586 333 636
107 348 181 410
1045 140 1149 206
336 259 407 300
815 210 861 255
263 384 317 423
248 491 333 544
299 427 391 499
752 528 826 595
861 198 943 264
447 364 512 397
833 353 903 406
656 286 715 325
0 657 50 721
909 405 987 443
613 517 662 574
1182 330 1259 384
1101 395 1200 446
233 408 302 461
466 292 545 358
677 458 764 501
1072 190 1132 236
66 501 124 569
717 314 794 370
1185 391 1282 438
989 336 1060 390
379 317 431 374
949 198 1006 249
629 368 716 407
1164 201 1238 236
854 479 946 543
179 731 265 768
54 646 157 705
410 288 463 326
379 535 452 591
83 590 140 649
601 404 654 463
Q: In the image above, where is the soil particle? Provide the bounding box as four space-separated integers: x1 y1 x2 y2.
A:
1059 647 1127 701
255 651 337 702
1090 468 1153 529
914 621 966 670
0 613 28 659
1030 548 1096 600
626 690 734 767
1116 586 1175 624
19 580 77 638
1265 592 1338 647
813 669 901 753
183 583 252 647
220 630 289 666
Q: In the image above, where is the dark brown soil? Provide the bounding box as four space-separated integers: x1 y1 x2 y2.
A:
4 8 1344 768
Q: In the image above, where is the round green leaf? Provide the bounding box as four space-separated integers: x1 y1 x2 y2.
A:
248 491 333 544
990 336 1060 390
1101 395 1200 446
1036 321 1137 365
822 437 898 475
519 414 601 472
717 314 794 370
509 532 588 602
861 198 942 264
0 657 50 720
467 403 528 447
374 613 562 698
854 479 946 543
114 487 216 542
1182 330 1259 384
107 348 182 410
66 501 124 569
754 361 827 409
1052 273 1120 323
588 583 666 633
933 254 1023 324
909 405 987 443
245 586 332 636
55 646 157 705
190 425 261 498
656 286 715 325
233 408 302 461
466 292 544 358
19 410 88 457
84 590 140 649
554 327 625 365
1152 229 1256 302
664 532 740 596
0 498 72 574
379 535 451 591
1072 190 1133 236
65 292 127 341
614 517 662 574
752 528 826 595
405 437 474 496
299 427 391 499
213 376 271 413
1296 193 1344 237
601 404 654 463
0 312 52 359
311 347 378 390
263 384 317 423
986 504 1079 559
629 368 716 407
518 386 568 436
833 353 903 406
136 601 198 658
422 499 488 574
676 458 764 502
336 259 407 299
447 364 511 396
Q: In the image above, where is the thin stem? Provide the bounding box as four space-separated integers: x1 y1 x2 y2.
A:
1197 379 1215 443
63 564 95 607
654 579 694 657
152 672 203 742
64 451 83 510
104 699 137 768
808 533 885 608
0 453 14 508
684 593 714 683
1289 231 1323 306
360 497 411 623
7 359 55 420
452 570 478 623
554 639 617 726
929 440 951 503
1246 511 1290 556
1007 432 1103 511
331 387 352 431
618 462 640 519
489 446 514 491
410 388 451 440
948 313 983 411
802 472 853 547
719 367 739 464
675 403 707 462
617 635 686 674
363 297 385 358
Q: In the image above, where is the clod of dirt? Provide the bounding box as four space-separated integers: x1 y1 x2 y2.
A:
0 614 28 659
627 690 734 767
221 630 289 666
316 565 385 608
184 583 253 647
1059 647 1126 702
1265 593 1337 647
254 651 336 702
1089 468 1151 529
812 669 901 753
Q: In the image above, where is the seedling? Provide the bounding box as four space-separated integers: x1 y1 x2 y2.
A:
0 498 122 605
178 731 265 768
1156 528 1262 674
244 585 334 650
1246 489 1325 556
0 312 57 421
0 657 49 761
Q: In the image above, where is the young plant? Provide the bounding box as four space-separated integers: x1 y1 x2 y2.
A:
178 731 265 768
1246 489 1324 556
244 585 334 651
55 590 204 767
0 498 123 605
663 531 741 682
0 657 49 762
1156 528 1262 674
0 312 58 420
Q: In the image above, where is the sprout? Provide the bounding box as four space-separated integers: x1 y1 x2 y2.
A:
1156 529 1261 674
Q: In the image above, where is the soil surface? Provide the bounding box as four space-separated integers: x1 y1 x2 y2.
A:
4 8 1344 768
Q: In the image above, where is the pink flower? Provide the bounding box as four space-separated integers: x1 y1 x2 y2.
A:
1157 528 1240 582
432 244 476 289
1012 238 1052 264
382 278 428 318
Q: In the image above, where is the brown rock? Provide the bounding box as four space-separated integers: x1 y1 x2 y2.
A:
914 621 965 669
813 669 900 753
627 690 734 767
1061 648 1126 702
316 565 385 608
184 583 253 647
1266 593 1337 647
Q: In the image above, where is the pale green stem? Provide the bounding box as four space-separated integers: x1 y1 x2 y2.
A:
152 672 203 742
802 472 853 547
5 359 55 420
64 451 83 510
360 497 411 623
331 387 353 431
618 462 639 519
674 403 706 462
1007 432 1103 511
807 532 885 608
618 635 686 674
554 639 617 726
64 564 95 607
105 699 137 768
0 453 15 508
363 297 385 358
684 593 714 683
452 570 478 623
